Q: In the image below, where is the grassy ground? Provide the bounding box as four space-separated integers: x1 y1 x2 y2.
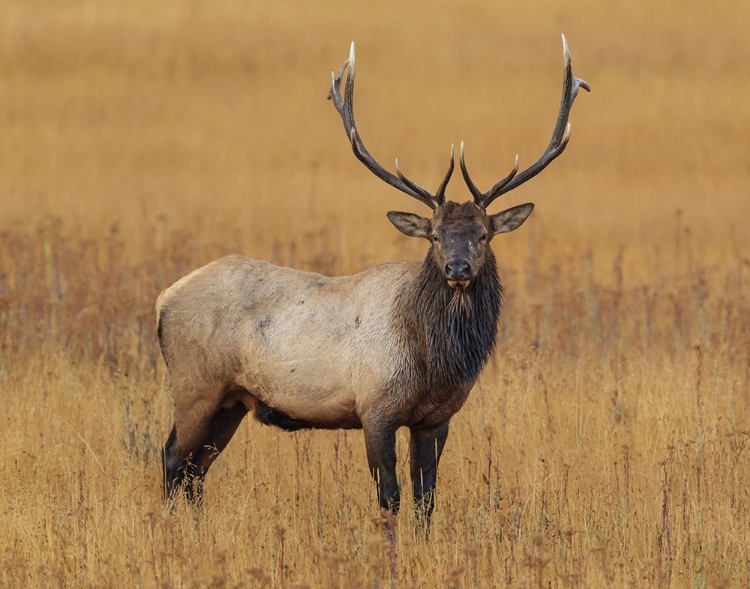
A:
1 1 748 587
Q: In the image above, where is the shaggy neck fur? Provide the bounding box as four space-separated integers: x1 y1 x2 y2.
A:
396 248 503 394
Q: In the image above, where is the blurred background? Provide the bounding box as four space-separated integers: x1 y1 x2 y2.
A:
1 0 747 266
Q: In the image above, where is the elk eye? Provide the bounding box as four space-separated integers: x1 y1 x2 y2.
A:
431 235 440 244
479 233 488 242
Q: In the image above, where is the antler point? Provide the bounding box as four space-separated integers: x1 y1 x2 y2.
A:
562 34 571 67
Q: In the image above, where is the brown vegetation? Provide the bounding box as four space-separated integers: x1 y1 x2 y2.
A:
1 1 748 587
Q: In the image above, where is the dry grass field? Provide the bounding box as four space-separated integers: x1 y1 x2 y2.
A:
1 1 749 587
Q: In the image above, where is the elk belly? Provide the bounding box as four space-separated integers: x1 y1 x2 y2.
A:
233 363 362 430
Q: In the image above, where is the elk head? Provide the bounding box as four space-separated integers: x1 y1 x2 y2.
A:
328 36 589 290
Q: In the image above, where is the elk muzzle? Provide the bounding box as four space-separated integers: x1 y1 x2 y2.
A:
445 259 472 289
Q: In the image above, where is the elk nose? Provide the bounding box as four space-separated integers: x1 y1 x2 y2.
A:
445 260 471 281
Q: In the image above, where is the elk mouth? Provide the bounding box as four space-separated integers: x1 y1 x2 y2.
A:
447 279 471 289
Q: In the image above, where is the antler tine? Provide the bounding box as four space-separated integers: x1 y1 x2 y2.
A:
460 141 520 206
395 157 431 202
328 42 456 210
474 34 590 209
396 145 455 206
433 144 455 205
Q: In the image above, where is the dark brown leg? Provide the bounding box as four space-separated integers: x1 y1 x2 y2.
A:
410 421 450 530
193 403 248 467
362 415 400 515
162 403 248 505
162 425 183 502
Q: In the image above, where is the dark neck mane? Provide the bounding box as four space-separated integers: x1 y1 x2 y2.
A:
396 250 503 392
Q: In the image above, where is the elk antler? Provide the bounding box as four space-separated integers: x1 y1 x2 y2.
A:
460 34 590 209
328 42 455 210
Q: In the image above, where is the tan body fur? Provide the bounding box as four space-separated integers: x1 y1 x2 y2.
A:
157 255 445 453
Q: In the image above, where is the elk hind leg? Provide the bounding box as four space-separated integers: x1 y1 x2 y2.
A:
162 425 183 502
163 398 249 505
162 423 207 505
188 401 249 502
162 394 223 504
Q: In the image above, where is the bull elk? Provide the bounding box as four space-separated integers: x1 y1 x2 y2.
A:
158 35 589 526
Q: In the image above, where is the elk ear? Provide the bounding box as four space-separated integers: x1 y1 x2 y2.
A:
489 203 535 235
387 211 432 239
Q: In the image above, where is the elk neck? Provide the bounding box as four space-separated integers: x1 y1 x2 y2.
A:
394 247 503 394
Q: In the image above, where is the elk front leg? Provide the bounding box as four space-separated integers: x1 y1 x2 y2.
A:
409 421 449 529
362 416 400 515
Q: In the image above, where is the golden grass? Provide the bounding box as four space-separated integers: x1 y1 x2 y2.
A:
1 1 749 587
